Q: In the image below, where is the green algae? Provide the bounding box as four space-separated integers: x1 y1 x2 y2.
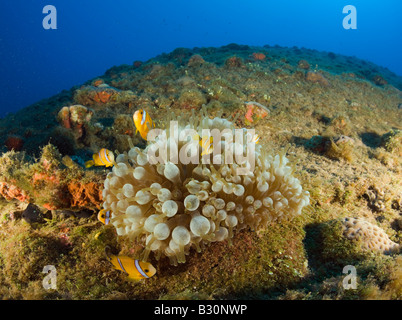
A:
325 139 354 162
382 129 402 155
319 219 370 266
0 204 309 299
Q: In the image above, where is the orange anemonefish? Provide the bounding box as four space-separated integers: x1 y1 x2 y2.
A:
244 130 260 145
133 109 154 140
108 254 156 281
252 134 260 144
85 148 115 168
98 209 111 225
193 133 214 156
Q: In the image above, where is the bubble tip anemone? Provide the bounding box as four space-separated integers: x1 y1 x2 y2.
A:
103 115 310 265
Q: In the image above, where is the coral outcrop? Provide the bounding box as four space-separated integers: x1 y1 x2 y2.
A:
73 85 117 105
0 181 29 202
342 217 400 254
244 101 270 125
67 180 103 210
57 105 94 139
306 71 330 86
102 114 310 265
297 59 310 70
252 52 266 61
0 145 104 211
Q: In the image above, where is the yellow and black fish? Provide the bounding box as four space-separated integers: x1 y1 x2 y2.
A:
85 148 115 168
193 133 214 156
107 254 156 281
252 134 260 144
98 209 111 225
133 109 154 140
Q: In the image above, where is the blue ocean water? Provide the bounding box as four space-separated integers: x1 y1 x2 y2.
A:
0 0 401 118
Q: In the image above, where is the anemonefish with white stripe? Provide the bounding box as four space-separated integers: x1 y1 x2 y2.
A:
244 130 260 145
192 133 214 156
84 148 115 168
108 254 156 281
252 134 260 144
133 109 154 140
97 209 111 225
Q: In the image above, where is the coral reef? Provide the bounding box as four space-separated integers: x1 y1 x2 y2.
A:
0 44 401 300
325 115 352 137
0 181 29 202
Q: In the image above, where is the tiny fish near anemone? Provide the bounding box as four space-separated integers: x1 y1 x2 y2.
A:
107 253 156 281
252 134 260 144
98 209 111 225
133 109 155 140
192 132 214 156
85 148 115 168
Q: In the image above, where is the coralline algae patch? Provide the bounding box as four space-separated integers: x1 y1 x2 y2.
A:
0 145 104 211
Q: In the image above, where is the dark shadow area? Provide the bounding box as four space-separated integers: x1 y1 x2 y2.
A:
290 136 310 148
360 132 382 148
290 135 327 155
313 112 331 125
302 222 328 277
